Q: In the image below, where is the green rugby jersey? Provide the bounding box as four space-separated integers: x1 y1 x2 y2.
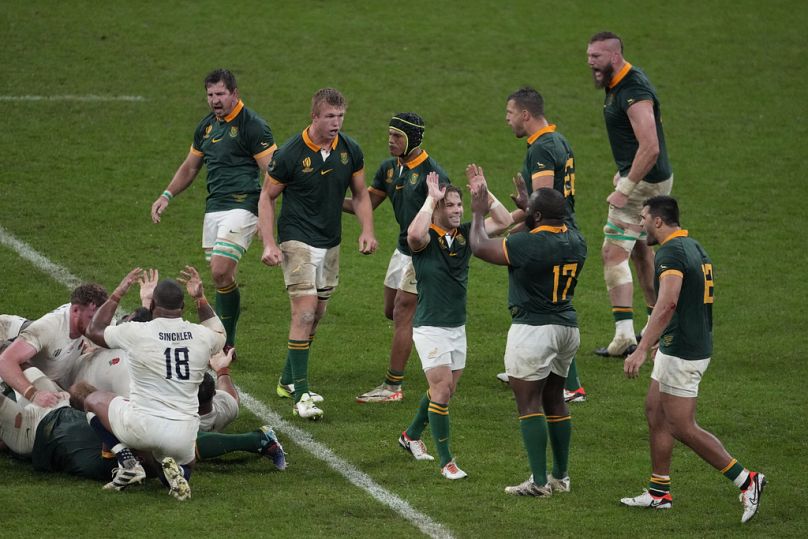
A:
369 151 451 255
603 63 672 183
522 124 578 228
31 406 115 480
412 222 471 328
192 100 276 215
655 230 713 360
503 225 587 327
268 128 364 248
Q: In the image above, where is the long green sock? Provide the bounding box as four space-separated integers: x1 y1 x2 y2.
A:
215 282 240 347
519 413 548 485
405 391 430 440
281 334 313 386
196 431 262 459
428 400 451 466
280 357 293 386
564 358 581 391
546 414 572 478
287 340 310 403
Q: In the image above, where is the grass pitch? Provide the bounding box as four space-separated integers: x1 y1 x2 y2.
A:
1 1 806 537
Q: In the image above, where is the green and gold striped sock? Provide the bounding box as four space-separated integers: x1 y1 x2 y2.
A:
287 340 310 403
648 474 671 497
385 368 405 388
428 400 451 466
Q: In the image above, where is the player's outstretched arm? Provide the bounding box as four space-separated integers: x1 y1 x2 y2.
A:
138 268 158 308
470 182 508 265
178 265 216 324
466 164 515 235
407 171 444 253
210 347 238 404
151 151 203 223
87 267 143 347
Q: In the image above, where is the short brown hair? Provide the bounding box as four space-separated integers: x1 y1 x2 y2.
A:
439 185 463 207
507 86 544 118
204 68 238 92
311 88 346 115
70 284 108 307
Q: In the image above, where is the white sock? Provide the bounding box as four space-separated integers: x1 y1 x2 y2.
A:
615 319 635 339
734 469 750 489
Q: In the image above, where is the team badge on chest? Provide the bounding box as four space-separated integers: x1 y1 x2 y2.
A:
229 126 239 138
340 152 349 165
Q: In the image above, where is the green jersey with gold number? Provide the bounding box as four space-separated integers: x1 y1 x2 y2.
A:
522 125 577 227
503 225 587 327
655 230 713 360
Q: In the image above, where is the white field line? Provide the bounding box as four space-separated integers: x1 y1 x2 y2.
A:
240 393 454 539
0 224 454 539
0 95 145 102
0 225 82 289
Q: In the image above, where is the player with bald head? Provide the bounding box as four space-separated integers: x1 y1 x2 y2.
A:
470 186 587 497
82 266 225 500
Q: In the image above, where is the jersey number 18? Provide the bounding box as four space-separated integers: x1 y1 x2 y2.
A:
164 347 191 380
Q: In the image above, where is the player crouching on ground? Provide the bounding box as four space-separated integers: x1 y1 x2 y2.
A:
83 266 225 500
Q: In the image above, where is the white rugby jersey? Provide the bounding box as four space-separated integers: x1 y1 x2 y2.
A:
104 316 225 420
198 390 239 432
17 305 91 388
73 348 132 398
0 314 29 340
